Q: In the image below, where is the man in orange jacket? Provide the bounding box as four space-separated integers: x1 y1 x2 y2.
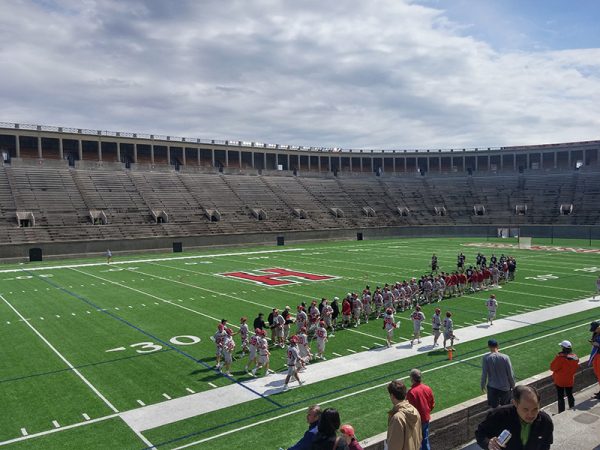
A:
550 340 579 413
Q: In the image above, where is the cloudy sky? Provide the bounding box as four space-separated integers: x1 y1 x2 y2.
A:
1 0 599 150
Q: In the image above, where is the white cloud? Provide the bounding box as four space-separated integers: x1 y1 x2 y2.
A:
0 0 598 149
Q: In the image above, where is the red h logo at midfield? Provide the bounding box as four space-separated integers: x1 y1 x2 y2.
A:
219 268 337 286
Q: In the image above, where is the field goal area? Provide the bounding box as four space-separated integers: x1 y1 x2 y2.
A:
519 236 532 249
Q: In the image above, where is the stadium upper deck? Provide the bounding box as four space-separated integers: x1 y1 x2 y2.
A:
1 122 599 174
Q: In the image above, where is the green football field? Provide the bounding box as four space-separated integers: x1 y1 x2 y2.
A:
0 237 599 449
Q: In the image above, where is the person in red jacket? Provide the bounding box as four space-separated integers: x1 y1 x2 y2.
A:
406 369 435 450
550 340 579 413
339 424 363 450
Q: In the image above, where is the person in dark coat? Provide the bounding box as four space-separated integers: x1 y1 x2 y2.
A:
475 385 553 450
331 297 340 329
287 405 321 450
310 408 348 450
253 313 266 331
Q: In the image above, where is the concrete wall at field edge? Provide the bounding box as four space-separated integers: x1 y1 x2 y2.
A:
0 226 496 261
360 356 597 450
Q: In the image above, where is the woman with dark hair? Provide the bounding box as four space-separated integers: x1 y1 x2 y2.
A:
310 408 349 450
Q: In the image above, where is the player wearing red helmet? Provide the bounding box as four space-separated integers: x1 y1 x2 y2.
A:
252 329 274 377
315 321 328 360
282 336 303 390
410 305 426 346
486 294 498 325
383 307 397 348
245 328 260 373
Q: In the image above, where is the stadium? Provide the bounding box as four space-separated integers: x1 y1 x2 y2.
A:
0 121 599 449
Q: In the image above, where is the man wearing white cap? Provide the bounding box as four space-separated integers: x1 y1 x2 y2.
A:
550 340 579 413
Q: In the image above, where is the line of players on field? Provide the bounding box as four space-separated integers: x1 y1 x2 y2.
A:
211 251 516 380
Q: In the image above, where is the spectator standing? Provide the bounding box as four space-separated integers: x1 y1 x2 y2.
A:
310 408 348 450
287 405 321 450
481 339 515 408
106 249 112 264
339 424 363 450
550 340 579 413
475 385 553 450
406 369 435 450
386 379 422 450
589 321 600 399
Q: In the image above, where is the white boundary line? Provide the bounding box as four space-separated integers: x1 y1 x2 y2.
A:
0 294 154 448
0 248 306 274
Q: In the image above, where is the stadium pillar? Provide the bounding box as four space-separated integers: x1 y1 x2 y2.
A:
133 143 138 163
251 151 255 169
37 136 42 159
211 149 215 167
98 139 102 161
15 135 20 158
182 147 186 166
225 150 229 168
58 138 64 159
78 139 83 161
318 157 321 172
439 156 442 173
116 142 121 163
150 144 155 164
166 146 171 166
553 152 557 169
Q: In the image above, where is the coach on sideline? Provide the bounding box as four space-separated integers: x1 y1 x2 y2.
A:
475 385 553 450
481 339 515 408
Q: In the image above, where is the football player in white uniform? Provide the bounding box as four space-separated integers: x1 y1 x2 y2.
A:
431 307 442 347
383 307 397 348
486 294 498 325
410 305 426 345
315 321 328 360
443 311 455 351
282 336 303 390
239 317 249 356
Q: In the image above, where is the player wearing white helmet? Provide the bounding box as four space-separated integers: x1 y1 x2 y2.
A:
486 294 498 325
410 305 426 346
321 300 335 336
431 308 442 347
383 307 397 348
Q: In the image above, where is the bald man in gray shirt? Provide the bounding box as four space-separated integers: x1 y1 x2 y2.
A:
481 339 515 408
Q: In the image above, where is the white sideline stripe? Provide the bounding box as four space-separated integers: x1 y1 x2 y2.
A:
82 413 90 421
171 311 600 450
0 413 153 449
0 248 306 273
52 421 60 429
19 429 27 437
119 296 600 433
0 294 118 414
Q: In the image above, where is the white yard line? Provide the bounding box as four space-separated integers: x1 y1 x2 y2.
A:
0 248 306 274
0 294 118 413
119 296 600 433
